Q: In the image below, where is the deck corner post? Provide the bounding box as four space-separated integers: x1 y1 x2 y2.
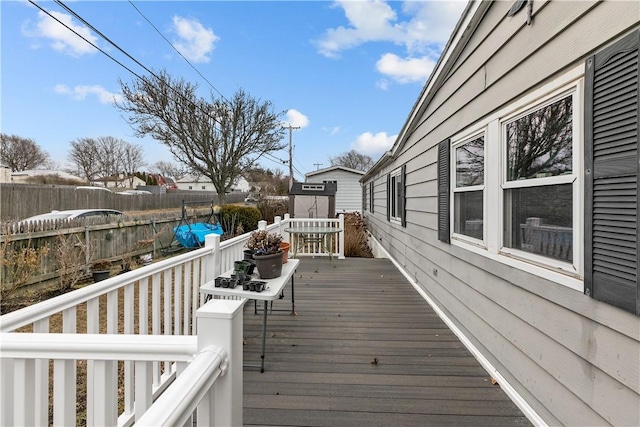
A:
196 299 246 427
258 220 267 231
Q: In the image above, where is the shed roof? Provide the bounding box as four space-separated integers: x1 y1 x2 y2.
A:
289 181 337 196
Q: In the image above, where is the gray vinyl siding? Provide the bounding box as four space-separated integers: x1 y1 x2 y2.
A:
307 169 364 213
363 1 640 426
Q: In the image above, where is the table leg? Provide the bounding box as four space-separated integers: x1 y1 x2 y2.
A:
260 300 268 373
291 274 296 315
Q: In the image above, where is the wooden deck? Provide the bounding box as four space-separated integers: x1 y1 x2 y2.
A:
241 257 532 426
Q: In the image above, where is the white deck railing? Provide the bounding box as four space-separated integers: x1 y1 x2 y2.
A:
0 214 344 426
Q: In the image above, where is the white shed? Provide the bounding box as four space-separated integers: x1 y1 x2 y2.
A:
305 166 365 214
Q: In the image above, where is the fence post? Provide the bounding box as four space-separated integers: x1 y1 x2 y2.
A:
258 220 267 231
196 299 246 427
338 213 345 259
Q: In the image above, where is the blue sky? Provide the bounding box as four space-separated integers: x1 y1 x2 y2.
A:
1 0 466 180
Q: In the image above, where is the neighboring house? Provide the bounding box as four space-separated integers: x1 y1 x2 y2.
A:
10 169 83 183
361 2 639 426
230 176 251 193
176 174 251 193
99 174 146 189
305 165 365 213
176 174 216 192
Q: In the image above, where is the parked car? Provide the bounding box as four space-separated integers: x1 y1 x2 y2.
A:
20 209 123 224
75 186 112 193
118 190 152 195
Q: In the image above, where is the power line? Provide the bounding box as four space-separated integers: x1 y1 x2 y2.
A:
35 0 226 131
127 1 227 102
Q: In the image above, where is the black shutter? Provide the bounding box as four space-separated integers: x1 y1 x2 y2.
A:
386 173 391 221
438 139 451 243
370 182 374 213
401 164 407 227
584 30 639 315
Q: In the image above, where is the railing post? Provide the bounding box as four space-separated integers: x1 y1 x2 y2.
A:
196 299 246 427
258 220 267 231
204 234 221 285
283 213 291 243
275 216 282 235
338 213 345 259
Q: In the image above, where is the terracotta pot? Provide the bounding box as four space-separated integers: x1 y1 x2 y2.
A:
279 242 290 263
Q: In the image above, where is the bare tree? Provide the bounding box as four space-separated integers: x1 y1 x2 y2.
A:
68 136 144 187
121 142 146 188
329 149 373 172
116 70 286 204
0 134 50 171
151 160 189 180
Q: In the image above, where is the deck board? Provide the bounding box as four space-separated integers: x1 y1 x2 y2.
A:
242 257 532 426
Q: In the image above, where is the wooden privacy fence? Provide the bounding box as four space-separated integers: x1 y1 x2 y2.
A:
0 210 213 294
0 183 246 222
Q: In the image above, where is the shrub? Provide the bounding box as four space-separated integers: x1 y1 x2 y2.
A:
257 199 288 222
0 237 50 299
343 212 373 258
220 205 261 234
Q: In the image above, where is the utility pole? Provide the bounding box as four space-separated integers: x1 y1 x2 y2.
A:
284 125 300 189
314 163 322 170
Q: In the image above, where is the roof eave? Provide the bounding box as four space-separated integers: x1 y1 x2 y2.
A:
366 0 488 181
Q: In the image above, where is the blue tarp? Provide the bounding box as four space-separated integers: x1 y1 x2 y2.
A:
174 222 224 248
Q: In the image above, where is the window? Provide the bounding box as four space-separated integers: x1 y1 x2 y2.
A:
387 165 407 226
389 168 402 221
369 182 374 213
453 135 484 241
502 94 576 264
439 66 585 289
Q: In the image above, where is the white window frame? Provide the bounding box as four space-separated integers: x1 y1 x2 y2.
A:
449 64 584 292
451 131 486 246
499 89 581 276
389 167 402 223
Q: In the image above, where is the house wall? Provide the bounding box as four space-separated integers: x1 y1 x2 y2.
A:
306 169 363 213
176 181 217 192
363 2 639 426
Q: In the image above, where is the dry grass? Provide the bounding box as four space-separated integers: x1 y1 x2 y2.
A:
343 212 374 258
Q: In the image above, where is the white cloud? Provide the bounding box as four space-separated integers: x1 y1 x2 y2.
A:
316 1 465 58
172 16 219 63
23 10 98 56
315 0 466 85
352 131 397 156
283 109 310 128
54 84 122 104
376 53 436 83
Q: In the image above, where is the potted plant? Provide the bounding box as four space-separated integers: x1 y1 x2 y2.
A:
246 230 284 279
91 259 112 282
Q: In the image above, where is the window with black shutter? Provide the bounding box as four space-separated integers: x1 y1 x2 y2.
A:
584 30 639 315
438 139 451 243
